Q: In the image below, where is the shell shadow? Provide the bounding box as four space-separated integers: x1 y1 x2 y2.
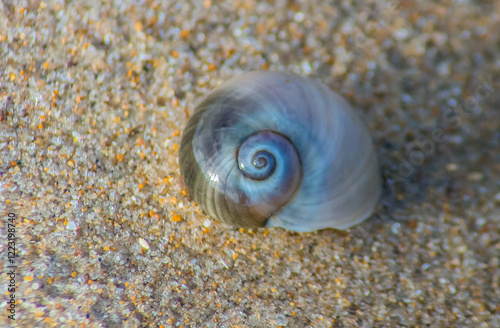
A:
369 91 500 229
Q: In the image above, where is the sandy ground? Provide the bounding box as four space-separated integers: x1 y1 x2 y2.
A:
1 0 499 327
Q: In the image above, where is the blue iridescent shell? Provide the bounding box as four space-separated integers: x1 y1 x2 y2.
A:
179 71 381 232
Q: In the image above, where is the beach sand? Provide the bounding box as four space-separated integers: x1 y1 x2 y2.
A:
1 0 499 327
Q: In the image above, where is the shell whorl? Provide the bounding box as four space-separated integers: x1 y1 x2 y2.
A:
179 71 381 232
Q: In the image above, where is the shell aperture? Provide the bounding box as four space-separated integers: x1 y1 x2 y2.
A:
179 71 381 232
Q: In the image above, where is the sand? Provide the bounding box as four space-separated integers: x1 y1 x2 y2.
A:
1 0 499 327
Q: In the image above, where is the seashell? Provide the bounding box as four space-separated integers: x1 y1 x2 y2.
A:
179 71 381 232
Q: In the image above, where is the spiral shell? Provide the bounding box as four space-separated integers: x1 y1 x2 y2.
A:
179 71 381 232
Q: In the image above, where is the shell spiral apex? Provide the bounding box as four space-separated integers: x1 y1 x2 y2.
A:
179 71 381 232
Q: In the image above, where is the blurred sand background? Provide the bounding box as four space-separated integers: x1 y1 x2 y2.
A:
1 0 499 327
